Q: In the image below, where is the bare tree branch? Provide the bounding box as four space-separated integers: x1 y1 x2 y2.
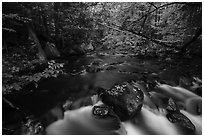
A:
138 5 152 33
180 2 202 7
137 2 200 23
148 2 158 9
136 2 181 22
98 22 179 49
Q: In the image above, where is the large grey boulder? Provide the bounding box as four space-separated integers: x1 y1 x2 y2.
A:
100 82 144 121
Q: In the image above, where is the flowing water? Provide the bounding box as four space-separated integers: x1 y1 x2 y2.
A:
2 53 202 135
123 106 202 135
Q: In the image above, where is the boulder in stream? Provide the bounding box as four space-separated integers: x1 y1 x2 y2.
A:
100 82 144 121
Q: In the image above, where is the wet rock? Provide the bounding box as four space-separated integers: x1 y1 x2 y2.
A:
166 112 195 131
100 82 144 121
46 101 127 135
93 105 109 117
166 98 196 132
166 98 180 112
92 104 121 131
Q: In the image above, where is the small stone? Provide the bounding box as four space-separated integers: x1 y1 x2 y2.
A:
166 98 179 112
92 106 109 117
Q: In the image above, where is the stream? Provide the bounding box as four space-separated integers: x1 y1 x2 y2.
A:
2 52 202 135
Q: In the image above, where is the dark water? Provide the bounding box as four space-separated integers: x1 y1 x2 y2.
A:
2 53 202 134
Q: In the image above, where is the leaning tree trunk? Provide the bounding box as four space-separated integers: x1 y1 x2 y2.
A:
180 28 202 52
27 23 47 63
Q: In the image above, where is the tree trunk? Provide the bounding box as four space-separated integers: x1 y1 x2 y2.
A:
54 3 61 48
42 14 50 38
27 23 47 62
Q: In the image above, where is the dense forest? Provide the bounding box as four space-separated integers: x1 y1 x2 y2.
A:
2 2 202 135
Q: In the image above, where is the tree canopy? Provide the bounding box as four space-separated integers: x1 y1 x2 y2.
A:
2 2 202 59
